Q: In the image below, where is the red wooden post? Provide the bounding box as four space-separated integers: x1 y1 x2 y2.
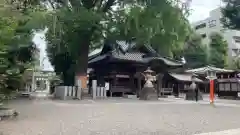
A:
210 79 214 104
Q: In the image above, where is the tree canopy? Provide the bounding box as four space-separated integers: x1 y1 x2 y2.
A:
0 0 43 98
221 0 240 29
231 57 240 70
45 0 191 85
182 34 208 69
208 33 228 68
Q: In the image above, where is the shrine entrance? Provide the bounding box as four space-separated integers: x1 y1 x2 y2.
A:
22 69 56 95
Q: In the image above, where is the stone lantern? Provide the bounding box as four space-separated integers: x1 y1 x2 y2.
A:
190 74 197 90
139 67 157 100
206 70 217 80
143 67 156 88
185 74 203 101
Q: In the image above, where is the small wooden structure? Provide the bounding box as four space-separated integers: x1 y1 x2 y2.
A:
163 73 204 96
88 40 184 97
217 78 240 98
185 66 235 93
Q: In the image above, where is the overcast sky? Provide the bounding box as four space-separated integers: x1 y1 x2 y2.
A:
188 0 222 22
33 0 223 71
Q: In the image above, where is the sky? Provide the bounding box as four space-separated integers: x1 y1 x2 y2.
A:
33 0 223 71
188 0 222 22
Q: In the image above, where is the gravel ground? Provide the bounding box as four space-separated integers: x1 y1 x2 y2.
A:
1 98 240 135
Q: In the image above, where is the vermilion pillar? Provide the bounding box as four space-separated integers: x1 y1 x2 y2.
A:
210 79 214 104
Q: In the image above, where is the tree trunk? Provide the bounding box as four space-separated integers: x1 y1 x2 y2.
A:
75 42 90 89
62 72 74 86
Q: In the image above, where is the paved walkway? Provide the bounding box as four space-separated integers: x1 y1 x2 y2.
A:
1 98 240 135
159 94 240 107
194 128 240 135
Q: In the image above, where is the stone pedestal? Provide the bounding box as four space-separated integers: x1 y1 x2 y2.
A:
185 90 203 101
139 87 158 100
0 107 18 121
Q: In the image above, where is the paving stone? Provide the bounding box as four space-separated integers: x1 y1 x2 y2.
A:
1 99 240 135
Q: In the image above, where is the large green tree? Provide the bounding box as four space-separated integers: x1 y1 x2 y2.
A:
231 57 240 70
208 33 228 68
45 0 191 85
221 0 240 29
220 0 240 69
0 0 45 99
182 34 208 69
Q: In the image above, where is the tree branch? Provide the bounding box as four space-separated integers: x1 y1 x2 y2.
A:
102 0 115 12
69 0 81 9
81 0 95 9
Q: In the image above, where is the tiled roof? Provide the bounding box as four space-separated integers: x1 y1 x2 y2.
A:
112 50 144 62
88 55 107 64
88 40 184 67
88 47 103 57
116 40 136 52
186 66 234 74
169 73 203 82
143 57 183 66
88 50 184 67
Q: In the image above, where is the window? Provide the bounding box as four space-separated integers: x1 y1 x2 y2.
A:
233 36 240 43
208 20 217 28
195 23 206 30
219 83 225 91
225 83 231 91
232 49 240 57
220 29 226 33
231 83 238 91
201 34 207 38
232 49 237 57
36 80 41 88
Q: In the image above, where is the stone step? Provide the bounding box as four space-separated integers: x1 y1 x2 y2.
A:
123 95 137 99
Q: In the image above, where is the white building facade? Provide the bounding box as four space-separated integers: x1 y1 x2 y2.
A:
192 8 240 66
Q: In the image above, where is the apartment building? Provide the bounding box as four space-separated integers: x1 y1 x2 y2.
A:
192 8 240 66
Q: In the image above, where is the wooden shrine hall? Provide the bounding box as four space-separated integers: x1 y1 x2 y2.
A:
88 40 184 97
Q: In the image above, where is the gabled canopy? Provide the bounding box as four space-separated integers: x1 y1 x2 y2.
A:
169 73 203 83
185 66 234 74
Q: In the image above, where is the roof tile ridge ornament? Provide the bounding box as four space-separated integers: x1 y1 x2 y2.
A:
144 44 158 56
118 39 137 54
115 40 127 55
144 67 154 73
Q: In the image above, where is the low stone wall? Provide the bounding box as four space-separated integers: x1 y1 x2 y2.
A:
0 107 18 121
54 86 79 100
